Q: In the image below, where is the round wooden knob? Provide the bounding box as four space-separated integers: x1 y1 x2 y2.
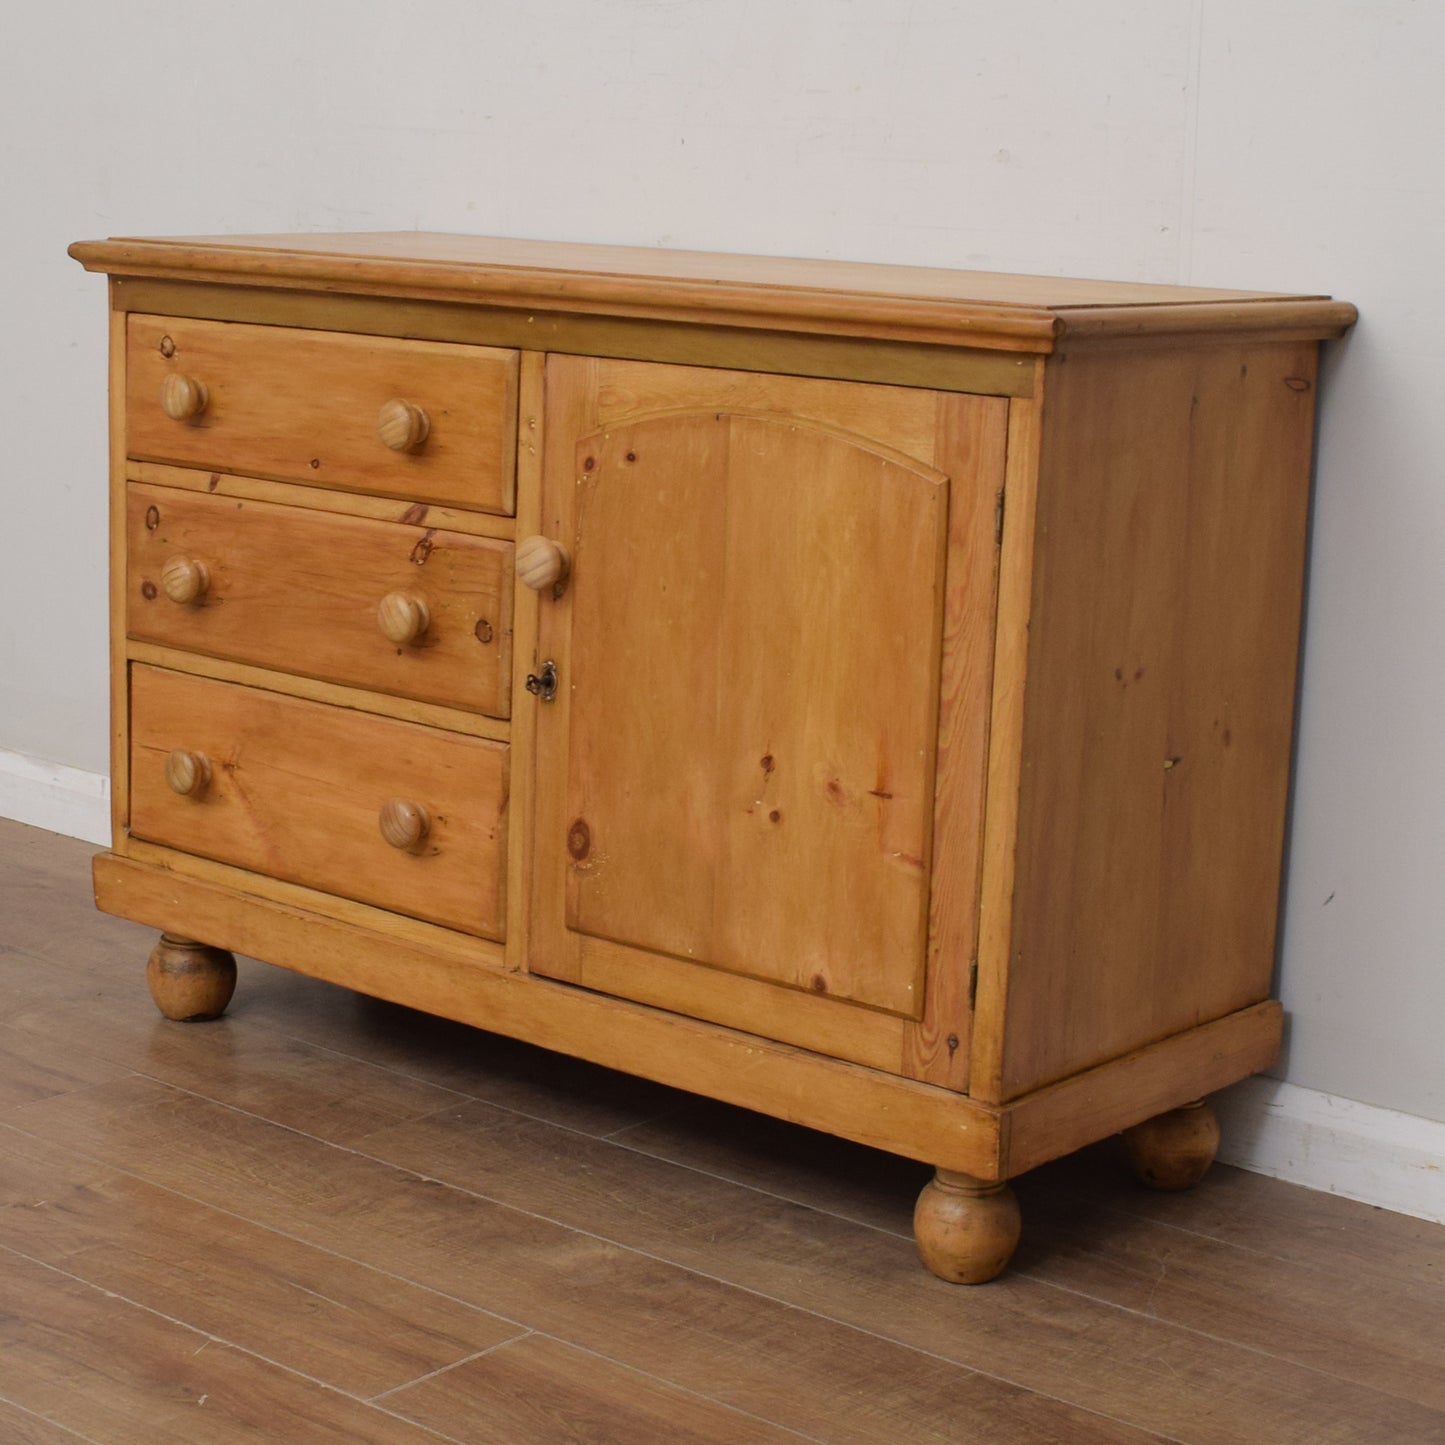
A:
516 535 571 592
164 750 211 798
379 798 430 850
377 398 430 452
160 374 209 421
161 556 209 604
377 592 430 645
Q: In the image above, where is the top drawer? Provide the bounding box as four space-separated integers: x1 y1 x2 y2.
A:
125 315 518 514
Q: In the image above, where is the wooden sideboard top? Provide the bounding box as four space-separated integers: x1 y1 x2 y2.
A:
69 233 1356 353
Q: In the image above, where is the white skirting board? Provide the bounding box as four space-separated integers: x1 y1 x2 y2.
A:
1213 1076 1445 1225
3 747 1442 1224
0 747 110 847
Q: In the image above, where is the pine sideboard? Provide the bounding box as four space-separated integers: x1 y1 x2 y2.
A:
69 233 1354 1282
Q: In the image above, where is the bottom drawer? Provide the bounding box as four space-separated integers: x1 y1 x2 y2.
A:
128 665 507 938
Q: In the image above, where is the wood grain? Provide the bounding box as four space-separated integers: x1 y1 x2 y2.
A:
128 460 517 540
969 388 1045 1102
72 232 1356 349
7 818 1441 1445
127 666 508 938
1027 1129 1445 1300
0 1248 458 1444
116 836 509 966
213 978 692 1141
108 299 130 844
999 1003 1282 1176
73 236 1356 1300
0 1130 522 1399
998 343 1320 1099
5 997 468 1149
108 278 1039 397
615 1101 1445 1419
352 1096 1445 1443
0 813 149 961
126 482 512 715
570 931 908 1075
1009 1156 1445 1414
0 1396 94 1445
590 357 947 460
504 352 545 977
0 1020 131 1109
382 1333 802 1444
902 389 1010 1089
125 641 509 741
1 1077 1145 1445
91 852 1006 1178
533 356 1004 1077
562 408 945 1014
125 313 518 512
91 840 1281 1182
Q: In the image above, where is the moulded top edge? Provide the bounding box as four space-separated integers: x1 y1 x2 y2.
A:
67 233 1355 347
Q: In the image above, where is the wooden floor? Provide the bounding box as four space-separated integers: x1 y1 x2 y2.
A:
1 818 1442 1444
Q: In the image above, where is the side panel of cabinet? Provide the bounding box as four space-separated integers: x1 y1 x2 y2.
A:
529 358 1006 1080
984 341 1319 1102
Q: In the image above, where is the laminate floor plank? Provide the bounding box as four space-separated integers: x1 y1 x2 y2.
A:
0 819 98 883
0 832 688 1142
352 1099 1445 1444
0 1394 104 1444
5 987 473 1148
3 876 508 1153
0 947 74 1025
1027 1136 1445 1294
0 1020 133 1111
1012 1178 1445 1407
0 1248 464 1444
6 816 1443 1445
2 1077 1162 1445
619 1096 1445 1304
612 1098 1445 1407
235 970 692 1139
0 1127 521 1399
613 1096 927 1234
381 1333 812 1444
0 832 143 961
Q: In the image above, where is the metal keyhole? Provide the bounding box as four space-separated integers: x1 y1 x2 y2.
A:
525 659 558 703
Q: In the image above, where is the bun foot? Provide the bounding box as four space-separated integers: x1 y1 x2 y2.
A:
1124 1099 1220 1191
146 933 237 1021
913 1169 1022 1284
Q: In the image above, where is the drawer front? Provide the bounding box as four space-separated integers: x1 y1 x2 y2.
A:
126 315 518 513
127 484 512 715
129 666 507 938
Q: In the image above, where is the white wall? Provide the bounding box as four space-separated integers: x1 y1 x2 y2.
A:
3 2 1441 1131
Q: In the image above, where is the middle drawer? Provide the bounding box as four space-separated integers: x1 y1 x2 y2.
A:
128 483 513 715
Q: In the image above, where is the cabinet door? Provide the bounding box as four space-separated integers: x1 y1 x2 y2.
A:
530 358 1007 1081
